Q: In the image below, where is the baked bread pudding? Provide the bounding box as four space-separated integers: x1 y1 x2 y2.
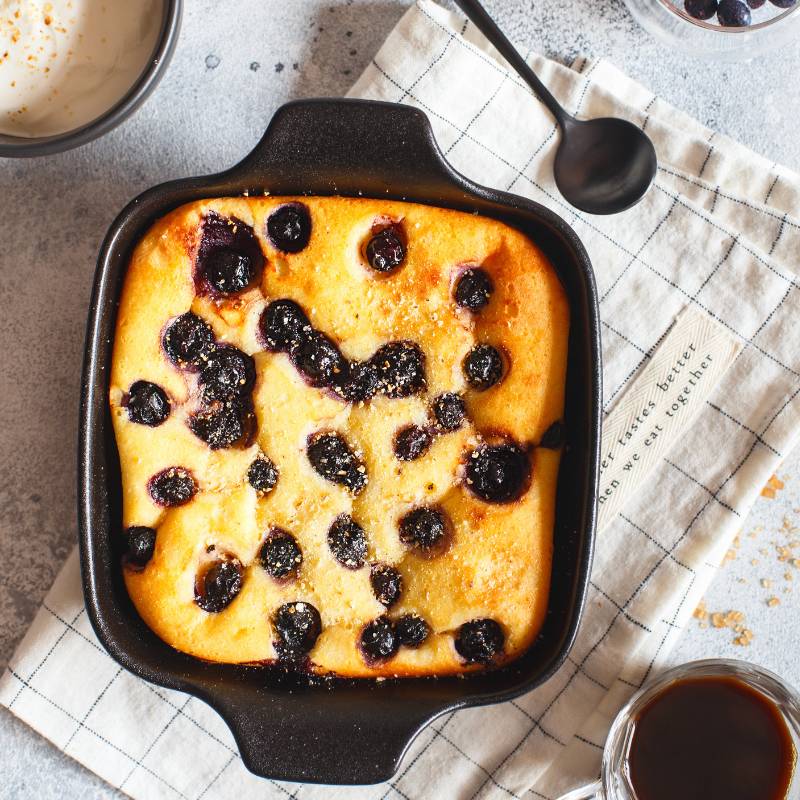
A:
109 196 569 677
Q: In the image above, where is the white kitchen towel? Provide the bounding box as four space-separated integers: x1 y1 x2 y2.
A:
3 2 800 798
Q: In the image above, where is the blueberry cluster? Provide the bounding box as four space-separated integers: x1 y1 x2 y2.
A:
359 613 431 664
195 213 264 296
684 0 794 26
162 312 257 450
260 299 427 403
391 393 467 462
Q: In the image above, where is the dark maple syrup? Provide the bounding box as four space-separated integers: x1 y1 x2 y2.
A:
628 675 796 800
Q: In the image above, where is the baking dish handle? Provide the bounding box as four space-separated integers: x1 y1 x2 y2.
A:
211 686 445 785
230 98 465 197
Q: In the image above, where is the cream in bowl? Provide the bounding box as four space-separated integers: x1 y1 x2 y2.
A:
0 0 162 138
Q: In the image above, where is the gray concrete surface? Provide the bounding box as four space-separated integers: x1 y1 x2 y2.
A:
1 0 798 796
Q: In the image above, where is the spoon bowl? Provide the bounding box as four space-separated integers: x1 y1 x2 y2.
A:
554 116 658 215
454 0 658 215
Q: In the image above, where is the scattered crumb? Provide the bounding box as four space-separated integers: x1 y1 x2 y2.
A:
761 474 785 499
760 578 771 588
766 597 780 607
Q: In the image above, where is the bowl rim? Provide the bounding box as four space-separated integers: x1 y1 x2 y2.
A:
78 97 602 784
656 0 800 32
0 0 183 158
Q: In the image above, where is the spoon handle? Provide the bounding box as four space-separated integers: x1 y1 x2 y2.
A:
452 0 570 127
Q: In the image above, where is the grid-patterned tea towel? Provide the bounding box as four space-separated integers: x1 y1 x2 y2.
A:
3 2 800 798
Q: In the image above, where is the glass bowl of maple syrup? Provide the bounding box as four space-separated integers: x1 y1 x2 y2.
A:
560 659 799 800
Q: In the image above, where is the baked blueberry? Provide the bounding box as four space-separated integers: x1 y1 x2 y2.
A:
370 563 402 608
248 456 279 493
125 381 170 426
266 203 312 253
395 614 430 648
307 432 367 494
769 0 796 6
540 420 564 449
398 507 448 551
454 268 493 310
335 360 380 403
196 213 264 295
194 555 243 613
188 401 248 449
746 0 765 5
360 616 398 663
365 226 405 273
291 330 346 388
273 601 322 659
393 425 432 461
327 514 368 569
465 443 530 503
455 618 505 664
162 312 215 369
463 344 504 390
372 341 426 398
684 0 718 18
148 467 197 507
123 526 156 570
204 249 256 295
432 392 466 432
260 529 302 580
198 347 255 402
259 299 310 352
717 0 751 23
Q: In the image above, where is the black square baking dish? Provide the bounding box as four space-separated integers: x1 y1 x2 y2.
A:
79 98 601 785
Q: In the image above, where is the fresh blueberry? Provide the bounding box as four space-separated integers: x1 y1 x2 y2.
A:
455 618 505 664
684 0 718 18
432 392 466 432
393 425 432 461
360 616 398 663
307 432 367 494
204 249 256 295
334 360 380 403
372 341 426 398
454 268 493 310
398 507 449 551
188 401 250 449
198 347 255 402
465 443 531 503
746 0 766 6
194 555 243 613
291 330 347 388
365 227 405 273
717 0 752 23
259 299 310 352
266 203 312 253
247 456 279 493
395 614 430 648
539 420 564 449
370 563 403 608
125 381 170 427
273 601 322 659
463 344 504 390
327 514 368 569
148 467 197 507
162 312 216 369
196 213 264 295
123 526 156 570
260 529 303 580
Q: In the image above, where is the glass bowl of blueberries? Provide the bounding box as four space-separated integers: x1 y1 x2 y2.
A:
624 0 800 59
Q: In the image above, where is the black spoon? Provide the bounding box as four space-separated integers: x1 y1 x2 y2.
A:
453 0 657 215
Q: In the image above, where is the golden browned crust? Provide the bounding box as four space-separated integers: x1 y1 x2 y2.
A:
110 196 569 677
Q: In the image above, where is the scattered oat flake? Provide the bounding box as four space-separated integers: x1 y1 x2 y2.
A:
767 597 780 607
